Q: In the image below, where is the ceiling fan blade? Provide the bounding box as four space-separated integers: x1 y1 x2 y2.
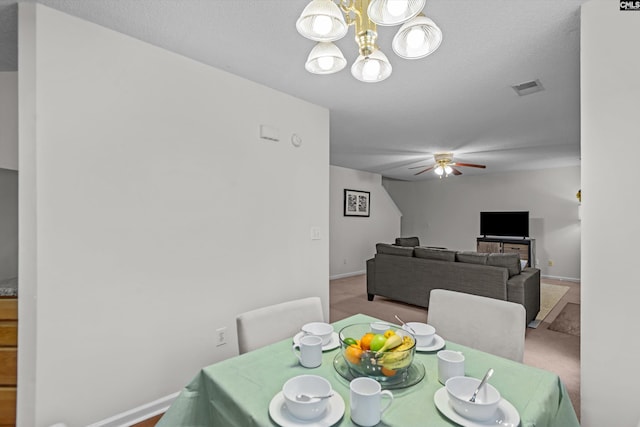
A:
452 162 486 169
408 164 434 170
451 167 463 175
414 166 435 175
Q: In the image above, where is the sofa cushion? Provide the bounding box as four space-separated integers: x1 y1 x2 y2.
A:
487 253 521 277
456 251 488 265
395 237 420 247
414 247 456 262
377 243 414 257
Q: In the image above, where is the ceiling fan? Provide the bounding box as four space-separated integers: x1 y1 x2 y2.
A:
410 152 487 177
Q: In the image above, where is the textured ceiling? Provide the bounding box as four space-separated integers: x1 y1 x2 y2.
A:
0 0 585 180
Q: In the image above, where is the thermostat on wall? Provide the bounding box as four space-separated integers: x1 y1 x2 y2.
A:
260 125 279 141
291 134 302 147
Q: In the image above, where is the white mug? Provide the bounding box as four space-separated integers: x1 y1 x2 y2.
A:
292 335 323 368
437 349 465 384
350 377 393 427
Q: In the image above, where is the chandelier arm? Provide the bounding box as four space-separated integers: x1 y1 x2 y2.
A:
339 0 358 26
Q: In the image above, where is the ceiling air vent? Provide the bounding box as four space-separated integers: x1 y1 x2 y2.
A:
511 79 544 96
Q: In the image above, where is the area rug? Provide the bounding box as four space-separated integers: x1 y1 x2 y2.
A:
548 303 581 336
527 282 570 328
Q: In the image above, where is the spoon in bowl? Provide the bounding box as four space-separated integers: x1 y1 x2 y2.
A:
394 315 417 334
295 393 334 402
469 368 494 402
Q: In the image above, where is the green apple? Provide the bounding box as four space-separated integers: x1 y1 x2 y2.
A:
369 334 387 352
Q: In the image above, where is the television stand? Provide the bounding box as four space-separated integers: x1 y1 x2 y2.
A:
476 237 536 268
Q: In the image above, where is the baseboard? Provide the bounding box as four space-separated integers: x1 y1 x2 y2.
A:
86 391 179 427
330 270 366 280
541 274 580 283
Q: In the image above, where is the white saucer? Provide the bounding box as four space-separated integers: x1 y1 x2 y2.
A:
415 334 445 352
269 391 345 427
293 332 340 351
433 387 520 427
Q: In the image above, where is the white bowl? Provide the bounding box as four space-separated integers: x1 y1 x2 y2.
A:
403 322 435 347
370 321 392 335
445 376 501 422
282 375 332 420
301 322 334 345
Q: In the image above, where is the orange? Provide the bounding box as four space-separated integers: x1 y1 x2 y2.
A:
381 367 397 377
360 333 374 351
344 345 363 365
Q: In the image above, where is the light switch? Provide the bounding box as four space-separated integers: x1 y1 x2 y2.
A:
310 227 321 240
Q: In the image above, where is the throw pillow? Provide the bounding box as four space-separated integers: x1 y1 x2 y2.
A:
414 247 456 262
487 253 521 277
455 251 489 265
394 237 420 247
376 243 414 257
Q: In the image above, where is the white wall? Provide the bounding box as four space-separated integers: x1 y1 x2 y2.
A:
0 72 18 171
581 2 640 426
329 166 401 279
0 168 18 279
18 4 329 426
383 166 581 280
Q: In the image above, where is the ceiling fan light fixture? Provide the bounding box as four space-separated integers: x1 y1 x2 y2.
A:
351 49 392 83
392 14 443 59
368 0 426 26
296 0 348 42
305 42 347 74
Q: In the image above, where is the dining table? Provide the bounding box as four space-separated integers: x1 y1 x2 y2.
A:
157 313 580 426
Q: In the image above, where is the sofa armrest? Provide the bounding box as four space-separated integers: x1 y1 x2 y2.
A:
366 258 376 301
507 267 541 324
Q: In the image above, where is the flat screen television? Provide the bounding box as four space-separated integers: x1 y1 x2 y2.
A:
480 211 529 238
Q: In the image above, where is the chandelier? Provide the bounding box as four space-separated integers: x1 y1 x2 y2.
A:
296 0 443 83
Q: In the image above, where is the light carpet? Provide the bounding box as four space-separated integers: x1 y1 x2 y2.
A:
528 282 570 328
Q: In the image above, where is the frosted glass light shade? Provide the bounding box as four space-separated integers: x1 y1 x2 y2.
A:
444 165 453 175
434 165 444 176
351 49 392 83
305 42 347 74
367 0 426 26
296 0 348 42
392 15 443 59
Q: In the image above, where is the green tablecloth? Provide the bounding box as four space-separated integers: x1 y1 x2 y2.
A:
158 314 579 426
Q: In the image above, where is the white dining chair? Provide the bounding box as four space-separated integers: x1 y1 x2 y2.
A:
427 289 526 362
236 296 324 354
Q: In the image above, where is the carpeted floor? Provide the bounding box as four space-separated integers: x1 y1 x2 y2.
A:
548 302 580 336
330 274 581 421
528 282 570 328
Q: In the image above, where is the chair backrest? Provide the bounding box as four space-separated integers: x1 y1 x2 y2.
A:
427 289 526 362
236 297 324 354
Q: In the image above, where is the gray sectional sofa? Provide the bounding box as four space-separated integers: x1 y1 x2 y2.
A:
366 238 541 325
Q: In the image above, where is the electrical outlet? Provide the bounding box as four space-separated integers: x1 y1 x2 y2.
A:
216 327 227 347
548 260 554 267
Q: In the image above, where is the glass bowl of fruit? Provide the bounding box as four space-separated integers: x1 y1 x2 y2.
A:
338 323 416 383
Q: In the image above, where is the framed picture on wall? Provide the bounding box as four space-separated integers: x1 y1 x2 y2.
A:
344 189 370 217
